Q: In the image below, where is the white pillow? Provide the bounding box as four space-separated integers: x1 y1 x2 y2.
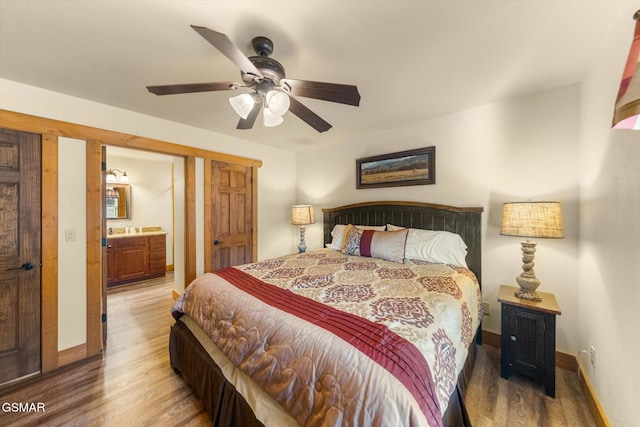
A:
387 224 468 267
326 224 386 250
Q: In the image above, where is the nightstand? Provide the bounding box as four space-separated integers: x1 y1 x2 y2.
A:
498 285 561 397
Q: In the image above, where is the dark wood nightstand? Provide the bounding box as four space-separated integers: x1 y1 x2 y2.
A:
498 285 561 397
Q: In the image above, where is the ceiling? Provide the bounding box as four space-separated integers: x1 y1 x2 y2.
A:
0 1 634 151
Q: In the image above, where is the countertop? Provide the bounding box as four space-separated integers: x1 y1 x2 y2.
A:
107 231 168 239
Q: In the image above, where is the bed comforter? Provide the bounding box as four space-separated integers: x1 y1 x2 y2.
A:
172 249 481 427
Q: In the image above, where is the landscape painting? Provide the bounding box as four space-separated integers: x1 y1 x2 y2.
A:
356 147 435 189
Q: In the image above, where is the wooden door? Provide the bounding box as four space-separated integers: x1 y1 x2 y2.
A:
0 128 41 385
209 161 253 270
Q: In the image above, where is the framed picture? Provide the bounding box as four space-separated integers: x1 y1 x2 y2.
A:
356 146 435 189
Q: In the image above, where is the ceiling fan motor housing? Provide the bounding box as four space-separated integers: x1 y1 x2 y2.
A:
243 56 286 84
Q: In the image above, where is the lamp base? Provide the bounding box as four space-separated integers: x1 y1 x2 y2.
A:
298 226 307 253
514 287 542 302
514 241 542 302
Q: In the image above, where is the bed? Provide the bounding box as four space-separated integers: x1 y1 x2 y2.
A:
170 201 483 426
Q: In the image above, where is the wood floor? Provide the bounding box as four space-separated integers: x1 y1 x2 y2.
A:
0 274 596 427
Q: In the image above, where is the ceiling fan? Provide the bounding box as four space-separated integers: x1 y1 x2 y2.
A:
146 26 361 133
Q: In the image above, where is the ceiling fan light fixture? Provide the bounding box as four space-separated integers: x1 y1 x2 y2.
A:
263 107 284 127
229 93 255 119
266 90 290 116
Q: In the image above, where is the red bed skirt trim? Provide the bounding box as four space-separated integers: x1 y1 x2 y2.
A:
214 267 442 426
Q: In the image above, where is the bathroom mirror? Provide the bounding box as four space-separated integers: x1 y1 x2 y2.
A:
106 183 131 219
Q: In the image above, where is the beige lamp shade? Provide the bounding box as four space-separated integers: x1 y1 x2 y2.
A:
501 202 564 239
613 10 640 129
291 205 315 225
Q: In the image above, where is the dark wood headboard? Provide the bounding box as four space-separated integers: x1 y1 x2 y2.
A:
322 201 484 287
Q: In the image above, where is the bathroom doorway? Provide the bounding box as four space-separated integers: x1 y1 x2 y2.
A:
102 146 184 345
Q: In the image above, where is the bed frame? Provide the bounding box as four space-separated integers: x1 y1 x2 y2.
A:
170 201 484 427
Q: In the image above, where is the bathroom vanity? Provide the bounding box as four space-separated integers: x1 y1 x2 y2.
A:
106 231 167 287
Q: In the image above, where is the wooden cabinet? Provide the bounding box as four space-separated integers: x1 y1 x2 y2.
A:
498 285 561 397
148 235 167 276
107 234 166 287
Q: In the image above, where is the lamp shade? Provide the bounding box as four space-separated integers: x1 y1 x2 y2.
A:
500 202 564 239
106 170 117 183
291 205 315 225
263 107 284 127
613 10 640 129
266 90 290 116
229 93 255 119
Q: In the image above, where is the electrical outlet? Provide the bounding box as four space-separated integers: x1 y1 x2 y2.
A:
482 301 490 316
590 346 596 368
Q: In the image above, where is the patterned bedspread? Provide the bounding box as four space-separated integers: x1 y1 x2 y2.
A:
173 249 482 426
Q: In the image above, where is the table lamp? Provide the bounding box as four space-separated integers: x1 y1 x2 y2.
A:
500 201 564 301
291 205 315 253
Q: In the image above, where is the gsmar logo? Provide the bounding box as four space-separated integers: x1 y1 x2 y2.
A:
2 402 46 413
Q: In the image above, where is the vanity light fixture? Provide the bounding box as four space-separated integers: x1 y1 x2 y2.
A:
106 168 130 184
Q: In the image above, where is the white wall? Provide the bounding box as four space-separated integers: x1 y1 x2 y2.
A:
579 3 640 425
0 78 297 350
297 84 581 354
57 137 87 350
173 156 186 290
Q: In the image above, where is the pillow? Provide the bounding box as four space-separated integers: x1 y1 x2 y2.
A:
325 224 386 250
387 224 468 267
341 225 408 263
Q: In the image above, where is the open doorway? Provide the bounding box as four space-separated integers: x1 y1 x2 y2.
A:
102 146 185 345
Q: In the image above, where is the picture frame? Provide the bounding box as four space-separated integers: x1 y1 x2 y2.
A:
356 146 435 189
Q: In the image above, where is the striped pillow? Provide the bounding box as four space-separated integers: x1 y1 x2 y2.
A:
341 225 408 263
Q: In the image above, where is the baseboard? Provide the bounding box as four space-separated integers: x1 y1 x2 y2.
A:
58 343 87 367
166 264 174 272
482 329 608 426
578 360 611 427
172 289 181 301
481 329 501 348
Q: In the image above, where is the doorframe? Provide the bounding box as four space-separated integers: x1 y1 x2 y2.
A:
0 109 261 372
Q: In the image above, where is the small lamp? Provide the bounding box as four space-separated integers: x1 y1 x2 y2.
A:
291 205 315 253
613 9 640 129
501 201 564 301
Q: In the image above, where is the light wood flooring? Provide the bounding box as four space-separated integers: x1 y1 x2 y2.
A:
0 274 596 426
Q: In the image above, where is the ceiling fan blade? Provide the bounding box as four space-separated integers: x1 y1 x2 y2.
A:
191 25 263 80
287 96 332 133
236 99 262 130
147 82 237 95
282 79 361 106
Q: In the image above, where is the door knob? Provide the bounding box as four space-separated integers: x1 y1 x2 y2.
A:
213 240 221 245
6 261 36 271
